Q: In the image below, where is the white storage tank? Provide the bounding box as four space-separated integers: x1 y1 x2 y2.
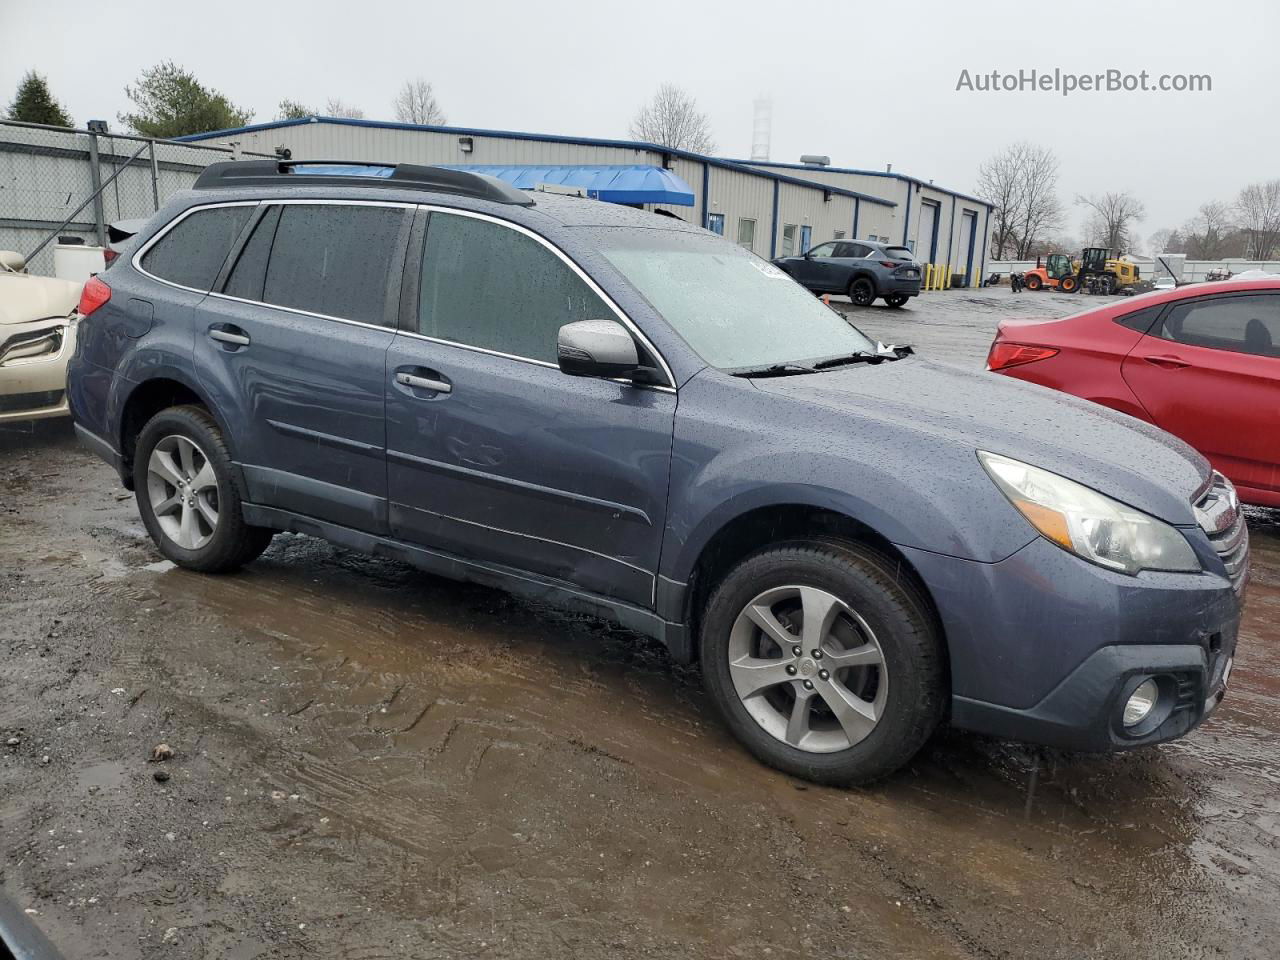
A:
53 240 106 283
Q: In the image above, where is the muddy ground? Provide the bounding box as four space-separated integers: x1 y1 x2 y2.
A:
2 288 1278 959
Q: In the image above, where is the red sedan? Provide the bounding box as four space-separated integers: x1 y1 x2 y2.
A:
987 279 1280 507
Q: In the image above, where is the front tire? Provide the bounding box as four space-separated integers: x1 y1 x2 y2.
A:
134 405 273 573
883 294 909 308
699 541 945 785
848 277 876 307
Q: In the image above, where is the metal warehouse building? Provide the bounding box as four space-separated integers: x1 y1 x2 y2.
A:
179 117 991 283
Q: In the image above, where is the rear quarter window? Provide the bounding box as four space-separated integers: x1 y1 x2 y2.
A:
1113 304 1164 333
140 205 253 291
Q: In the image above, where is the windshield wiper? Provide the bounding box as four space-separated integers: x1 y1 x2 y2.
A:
731 362 818 378
812 342 914 370
812 351 881 370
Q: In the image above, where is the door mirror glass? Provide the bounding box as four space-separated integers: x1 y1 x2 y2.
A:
557 319 640 378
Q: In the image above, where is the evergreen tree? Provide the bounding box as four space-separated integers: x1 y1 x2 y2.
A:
7 70 72 126
119 62 252 138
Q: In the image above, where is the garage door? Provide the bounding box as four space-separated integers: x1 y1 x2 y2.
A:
917 201 939 262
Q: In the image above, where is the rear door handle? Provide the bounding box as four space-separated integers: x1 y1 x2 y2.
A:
396 371 452 394
1143 354 1190 370
208 328 250 347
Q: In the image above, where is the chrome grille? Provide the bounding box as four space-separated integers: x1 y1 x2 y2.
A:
1195 472 1249 596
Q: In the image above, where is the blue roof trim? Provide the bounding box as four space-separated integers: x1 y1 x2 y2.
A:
442 164 695 206
726 158 993 210
175 116 896 208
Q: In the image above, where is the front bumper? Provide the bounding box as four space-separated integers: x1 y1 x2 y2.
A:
0 317 74 422
901 534 1241 752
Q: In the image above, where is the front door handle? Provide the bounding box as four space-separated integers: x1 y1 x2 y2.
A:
1143 354 1190 370
396 371 452 394
209 328 250 347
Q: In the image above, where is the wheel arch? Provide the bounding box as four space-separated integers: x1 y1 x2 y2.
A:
678 503 947 675
117 373 235 489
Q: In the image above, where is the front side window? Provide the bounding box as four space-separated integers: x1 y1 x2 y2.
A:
1158 294 1280 357
140 205 253 291
417 211 614 364
599 228 876 370
737 218 756 250
807 242 838 259
262 204 406 326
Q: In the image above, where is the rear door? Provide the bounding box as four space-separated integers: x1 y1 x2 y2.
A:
383 207 676 607
1121 290 1280 497
194 200 412 532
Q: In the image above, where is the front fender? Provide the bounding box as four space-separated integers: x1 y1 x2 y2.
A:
661 439 1036 587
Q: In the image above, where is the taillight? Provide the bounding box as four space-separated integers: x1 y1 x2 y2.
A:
102 249 118 265
880 261 897 269
987 341 1059 371
78 275 111 316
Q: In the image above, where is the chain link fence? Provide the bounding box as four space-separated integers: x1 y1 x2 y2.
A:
0 120 272 276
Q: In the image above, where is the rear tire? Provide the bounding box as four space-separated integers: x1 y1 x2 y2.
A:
133 405 274 573
1025 274 1043 291
848 277 876 307
1059 276 1079 293
699 540 945 785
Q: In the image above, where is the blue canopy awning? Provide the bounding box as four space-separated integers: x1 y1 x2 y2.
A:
443 164 695 206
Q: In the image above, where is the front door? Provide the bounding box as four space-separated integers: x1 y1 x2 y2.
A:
384 208 676 607
1121 291 1280 499
194 201 411 532
799 224 812 255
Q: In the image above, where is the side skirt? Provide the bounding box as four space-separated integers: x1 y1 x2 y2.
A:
242 504 693 662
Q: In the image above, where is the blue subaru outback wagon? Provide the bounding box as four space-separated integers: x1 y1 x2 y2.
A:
67 161 1246 784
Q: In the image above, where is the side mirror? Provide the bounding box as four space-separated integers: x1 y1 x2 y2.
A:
557 319 640 379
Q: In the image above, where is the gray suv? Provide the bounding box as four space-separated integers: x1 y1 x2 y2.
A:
68 161 1243 785
774 239 922 307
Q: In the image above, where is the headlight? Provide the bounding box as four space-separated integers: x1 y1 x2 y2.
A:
978 451 1200 575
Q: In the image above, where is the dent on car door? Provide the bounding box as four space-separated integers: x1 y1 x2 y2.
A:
1121 291 1280 495
384 208 676 607
194 201 411 532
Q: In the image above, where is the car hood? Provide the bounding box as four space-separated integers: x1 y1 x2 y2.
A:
751 357 1209 524
0 273 82 326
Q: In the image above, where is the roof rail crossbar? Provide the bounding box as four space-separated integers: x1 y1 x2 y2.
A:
192 159 535 206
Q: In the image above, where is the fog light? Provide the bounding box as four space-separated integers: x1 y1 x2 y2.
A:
1123 678 1160 727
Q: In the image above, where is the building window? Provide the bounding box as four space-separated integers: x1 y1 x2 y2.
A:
781 224 797 257
707 213 725 236
737 218 756 251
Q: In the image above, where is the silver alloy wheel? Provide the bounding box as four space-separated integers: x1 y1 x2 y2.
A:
727 585 888 753
146 434 219 551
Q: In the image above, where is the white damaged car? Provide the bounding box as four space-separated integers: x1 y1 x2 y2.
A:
0 250 83 423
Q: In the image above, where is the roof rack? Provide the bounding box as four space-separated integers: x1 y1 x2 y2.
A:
192 160 535 206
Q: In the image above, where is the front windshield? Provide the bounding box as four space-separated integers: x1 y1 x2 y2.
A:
597 228 876 370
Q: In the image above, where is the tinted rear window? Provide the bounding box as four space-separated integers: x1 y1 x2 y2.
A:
262 204 406 326
141 205 252 290
883 246 914 260
223 206 281 301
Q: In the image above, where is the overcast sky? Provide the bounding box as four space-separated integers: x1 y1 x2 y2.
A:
3 0 1277 247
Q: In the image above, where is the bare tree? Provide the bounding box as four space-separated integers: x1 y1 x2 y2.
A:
1181 201 1235 260
1147 228 1175 255
629 83 715 153
393 79 446 125
1235 179 1280 260
324 97 365 119
1076 192 1146 253
975 142 1062 260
